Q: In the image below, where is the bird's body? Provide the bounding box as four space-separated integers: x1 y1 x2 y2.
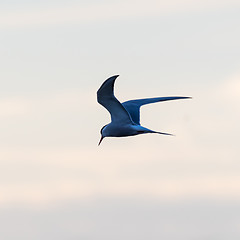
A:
101 122 155 138
97 75 190 145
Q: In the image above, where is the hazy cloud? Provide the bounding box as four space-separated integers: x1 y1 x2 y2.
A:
0 197 240 240
0 0 240 28
0 98 30 117
0 1 239 238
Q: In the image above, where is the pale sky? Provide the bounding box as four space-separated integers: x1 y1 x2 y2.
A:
0 0 240 239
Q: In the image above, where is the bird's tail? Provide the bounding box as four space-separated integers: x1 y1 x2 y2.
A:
154 131 175 136
140 127 175 136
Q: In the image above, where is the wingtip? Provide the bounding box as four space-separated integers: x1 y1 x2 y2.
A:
111 74 119 78
103 74 120 82
181 96 192 99
97 75 120 94
178 96 192 100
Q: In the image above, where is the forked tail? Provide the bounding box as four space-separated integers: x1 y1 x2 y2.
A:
154 131 175 136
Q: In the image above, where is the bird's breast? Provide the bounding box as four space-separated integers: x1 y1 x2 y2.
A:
106 123 139 137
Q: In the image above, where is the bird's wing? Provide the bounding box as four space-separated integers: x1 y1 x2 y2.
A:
122 96 191 125
97 75 133 124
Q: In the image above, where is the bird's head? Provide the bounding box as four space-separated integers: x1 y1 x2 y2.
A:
98 125 107 146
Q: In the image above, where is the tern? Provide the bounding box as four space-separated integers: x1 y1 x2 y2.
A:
97 75 191 145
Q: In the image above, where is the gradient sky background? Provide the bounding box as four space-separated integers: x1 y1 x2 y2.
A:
0 0 240 239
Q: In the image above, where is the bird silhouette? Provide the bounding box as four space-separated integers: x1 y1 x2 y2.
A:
97 75 191 145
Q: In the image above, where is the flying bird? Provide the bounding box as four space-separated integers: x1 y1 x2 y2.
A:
97 75 191 145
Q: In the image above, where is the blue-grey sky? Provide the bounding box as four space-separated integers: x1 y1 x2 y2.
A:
0 0 240 239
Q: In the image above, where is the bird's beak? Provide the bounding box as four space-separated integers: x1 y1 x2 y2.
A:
98 136 104 146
